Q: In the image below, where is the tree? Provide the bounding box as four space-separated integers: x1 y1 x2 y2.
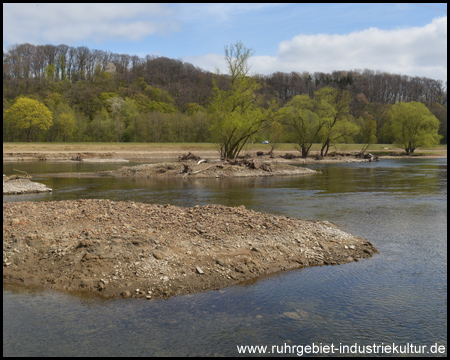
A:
355 113 377 155
119 98 139 142
89 107 114 142
267 120 284 156
52 102 75 142
106 96 126 142
315 87 358 156
5 97 52 141
209 41 277 159
384 101 441 154
280 94 324 158
429 102 447 144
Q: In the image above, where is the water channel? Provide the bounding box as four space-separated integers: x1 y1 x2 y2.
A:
3 158 447 356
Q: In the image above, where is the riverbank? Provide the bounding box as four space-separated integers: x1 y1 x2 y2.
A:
3 199 378 299
3 142 446 163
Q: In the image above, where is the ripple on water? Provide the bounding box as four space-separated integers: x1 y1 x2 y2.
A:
3 158 447 356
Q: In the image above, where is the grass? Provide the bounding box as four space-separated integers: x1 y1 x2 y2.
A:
3 142 447 156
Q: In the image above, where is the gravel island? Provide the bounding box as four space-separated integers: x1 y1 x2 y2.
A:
3 199 378 299
3 176 52 195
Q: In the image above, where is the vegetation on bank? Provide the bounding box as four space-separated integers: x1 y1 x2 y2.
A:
3 42 446 156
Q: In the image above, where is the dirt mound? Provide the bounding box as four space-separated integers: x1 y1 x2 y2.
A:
3 199 378 299
3 176 52 195
109 160 317 179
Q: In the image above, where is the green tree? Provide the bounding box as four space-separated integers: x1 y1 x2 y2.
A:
5 97 52 141
315 87 358 156
429 102 447 144
183 104 210 142
144 85 175 105
280 94 324 158
53 102 75 142
120 98 139 142
148 101 177 114
355 113 377 155
44 92 63 112
44 63 56 81
183 103 205 115
209 41 277 159
384 101 442 154
267 120 284 156
89 107 114 142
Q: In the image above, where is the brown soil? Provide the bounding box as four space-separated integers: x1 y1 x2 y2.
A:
2 149 399 163
106 159 317 179
3 199 378 299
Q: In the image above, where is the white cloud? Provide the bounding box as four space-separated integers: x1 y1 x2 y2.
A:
271 16 447 80
183 53 226 74
3 3 179 44
189 16 447 82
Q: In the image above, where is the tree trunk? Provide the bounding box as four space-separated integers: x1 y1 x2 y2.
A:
301 145 308 158
324 142 330 156
320 139 329 157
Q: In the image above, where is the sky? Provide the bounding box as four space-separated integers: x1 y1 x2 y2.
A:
3 3 448 82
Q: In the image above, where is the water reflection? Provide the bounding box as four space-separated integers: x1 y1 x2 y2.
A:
3 158 447 356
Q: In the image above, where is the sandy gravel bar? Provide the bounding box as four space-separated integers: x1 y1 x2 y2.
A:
107 160 317 179
3 199 378 299
3 177 52 195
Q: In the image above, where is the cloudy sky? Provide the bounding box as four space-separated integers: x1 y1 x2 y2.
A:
3 3 447 81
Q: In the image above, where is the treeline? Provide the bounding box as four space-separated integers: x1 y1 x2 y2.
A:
3 43 447 144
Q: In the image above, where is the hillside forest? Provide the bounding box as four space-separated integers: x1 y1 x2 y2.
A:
3 43 447 156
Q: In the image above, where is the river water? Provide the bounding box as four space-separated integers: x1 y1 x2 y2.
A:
3 158 447 356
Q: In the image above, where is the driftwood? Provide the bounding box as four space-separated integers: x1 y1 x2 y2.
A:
364 153 379 162
178 152 201 161
228 159 256 168
182 164 192 173
280 153 298 160
227 159 272 172
182 164 219 179
9 169 31 180
260 163 272 172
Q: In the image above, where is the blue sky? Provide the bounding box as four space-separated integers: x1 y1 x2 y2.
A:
3 3 447 82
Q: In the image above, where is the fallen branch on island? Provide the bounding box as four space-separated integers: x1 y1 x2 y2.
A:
182 164 219 178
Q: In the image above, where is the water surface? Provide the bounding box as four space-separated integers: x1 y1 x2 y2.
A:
3 158 447 356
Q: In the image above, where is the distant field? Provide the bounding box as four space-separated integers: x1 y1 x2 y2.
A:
3 142 447 156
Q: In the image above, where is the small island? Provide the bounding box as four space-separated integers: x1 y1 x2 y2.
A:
3 199 378 299
3 175 52 195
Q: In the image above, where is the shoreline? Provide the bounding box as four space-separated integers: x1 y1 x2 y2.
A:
3 148 446 163
3 199 379 299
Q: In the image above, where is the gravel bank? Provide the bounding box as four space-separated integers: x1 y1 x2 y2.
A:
107 159 317 179
3 176 52 195
3 199 378 299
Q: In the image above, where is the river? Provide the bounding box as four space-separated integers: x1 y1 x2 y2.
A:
3 158 447 356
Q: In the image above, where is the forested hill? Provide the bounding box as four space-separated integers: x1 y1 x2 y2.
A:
3 43 447 144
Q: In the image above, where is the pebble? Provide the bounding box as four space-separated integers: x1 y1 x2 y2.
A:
121 291 132 298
